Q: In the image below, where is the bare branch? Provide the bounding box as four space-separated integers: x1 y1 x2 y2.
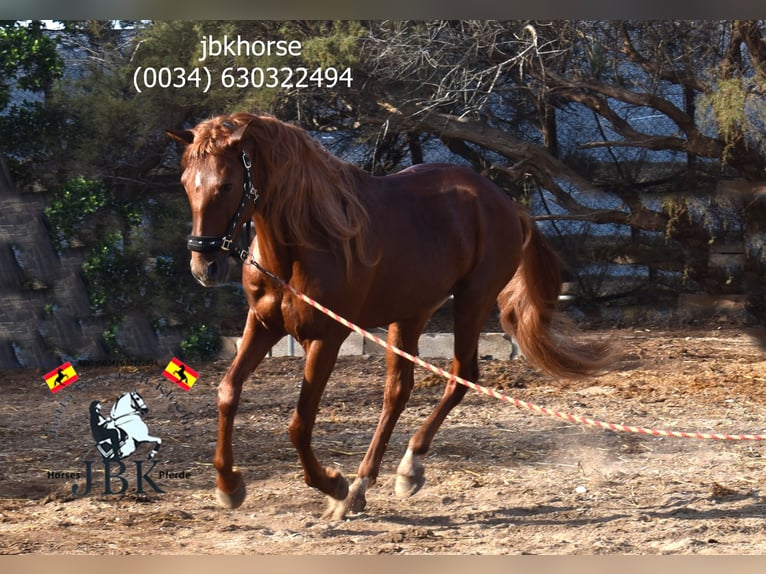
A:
619 21 709 93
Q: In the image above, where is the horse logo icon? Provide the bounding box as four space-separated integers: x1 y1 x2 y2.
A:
88 390 162 461
43 361 80 393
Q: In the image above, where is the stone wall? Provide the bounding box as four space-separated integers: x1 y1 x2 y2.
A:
2 157 761 369
0 159 185 369
0 158 106 368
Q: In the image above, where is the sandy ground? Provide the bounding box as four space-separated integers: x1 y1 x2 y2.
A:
2 326 766 555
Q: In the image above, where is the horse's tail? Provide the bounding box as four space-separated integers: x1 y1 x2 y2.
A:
497 210 616 378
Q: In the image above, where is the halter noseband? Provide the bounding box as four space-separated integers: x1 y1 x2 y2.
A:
186 150 259 262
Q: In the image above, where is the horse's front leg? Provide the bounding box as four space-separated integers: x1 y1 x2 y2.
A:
214 309 283 509
287 337 349 512
325 316 428 520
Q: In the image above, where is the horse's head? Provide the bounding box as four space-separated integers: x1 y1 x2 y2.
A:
167 115 258 287
129 390 148 416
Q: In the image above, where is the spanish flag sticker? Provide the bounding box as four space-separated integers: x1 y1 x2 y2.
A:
162 358 199 391
43 361 80 393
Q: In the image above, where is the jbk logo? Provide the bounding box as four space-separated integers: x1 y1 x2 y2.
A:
74 389 166 496
71 459 164 497
89 390 162 461
47 369 194 497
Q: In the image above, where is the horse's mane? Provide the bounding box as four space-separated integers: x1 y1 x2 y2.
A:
184 113 372 275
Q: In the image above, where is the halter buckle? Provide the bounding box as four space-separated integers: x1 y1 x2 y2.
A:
241 151 252 170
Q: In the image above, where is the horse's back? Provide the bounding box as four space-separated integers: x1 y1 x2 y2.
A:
355 164 524 325
371 163 522 264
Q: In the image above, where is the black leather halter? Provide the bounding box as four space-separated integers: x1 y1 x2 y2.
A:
186 150 259 262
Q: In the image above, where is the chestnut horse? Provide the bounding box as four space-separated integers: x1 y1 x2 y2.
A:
168 113 612 519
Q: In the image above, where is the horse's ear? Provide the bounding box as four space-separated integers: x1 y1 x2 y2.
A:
229 121 252 145
166 129 194 146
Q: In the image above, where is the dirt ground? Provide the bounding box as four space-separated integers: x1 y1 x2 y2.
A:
2 324 766 555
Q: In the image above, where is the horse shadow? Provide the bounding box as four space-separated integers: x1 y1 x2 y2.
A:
374 489 766 531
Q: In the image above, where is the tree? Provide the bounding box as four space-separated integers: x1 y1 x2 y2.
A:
283 20 765 321
0 21 62 109
10 19 766 356
24 20 369 359
0 21 64 182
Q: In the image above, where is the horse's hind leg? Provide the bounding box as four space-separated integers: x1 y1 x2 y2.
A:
147 436 162 459
395 357 473 499
215 310 284 509
324 315 428 520
396 287 494 499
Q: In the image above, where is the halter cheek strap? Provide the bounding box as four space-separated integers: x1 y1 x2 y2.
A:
186 150 259 262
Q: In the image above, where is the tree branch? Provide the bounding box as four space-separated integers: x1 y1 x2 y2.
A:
368 99 669 232
619 21 709 93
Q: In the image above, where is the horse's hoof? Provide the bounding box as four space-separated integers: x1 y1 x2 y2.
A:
395 449 425 498
321 477 368 521
325 466 349 501
321 496 347 521
395 471 425 498
216 473 247 509
349 489 367 514
347 476 369 514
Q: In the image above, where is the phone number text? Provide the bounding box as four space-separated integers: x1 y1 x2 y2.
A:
133 66 353 93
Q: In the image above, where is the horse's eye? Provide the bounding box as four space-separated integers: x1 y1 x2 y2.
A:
219 183 233 194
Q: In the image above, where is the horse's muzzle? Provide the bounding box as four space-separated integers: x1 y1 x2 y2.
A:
190 252 230 287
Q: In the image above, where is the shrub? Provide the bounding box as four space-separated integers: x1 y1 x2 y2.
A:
179 323 222 362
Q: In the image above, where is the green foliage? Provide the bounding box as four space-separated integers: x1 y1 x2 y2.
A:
0 21 63 110
180 324 222 361
44 177 110 251
300 21 364 68
0 22 65 180
51 76 161 176
709 78 747 136
128 21 293 116
101 319 123 357
701 78 747 159
81 232 128 314
1 101 66 183
699 76 766 164
662 196 692 242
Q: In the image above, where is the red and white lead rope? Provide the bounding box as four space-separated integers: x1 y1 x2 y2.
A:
253 260 766 442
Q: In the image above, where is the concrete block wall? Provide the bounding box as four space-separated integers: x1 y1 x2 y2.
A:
219 332 519 361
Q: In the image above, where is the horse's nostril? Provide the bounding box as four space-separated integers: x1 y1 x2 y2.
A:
207 259 218 279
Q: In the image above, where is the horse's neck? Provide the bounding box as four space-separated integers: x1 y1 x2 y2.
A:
251 215 295 276
111 397 130 418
